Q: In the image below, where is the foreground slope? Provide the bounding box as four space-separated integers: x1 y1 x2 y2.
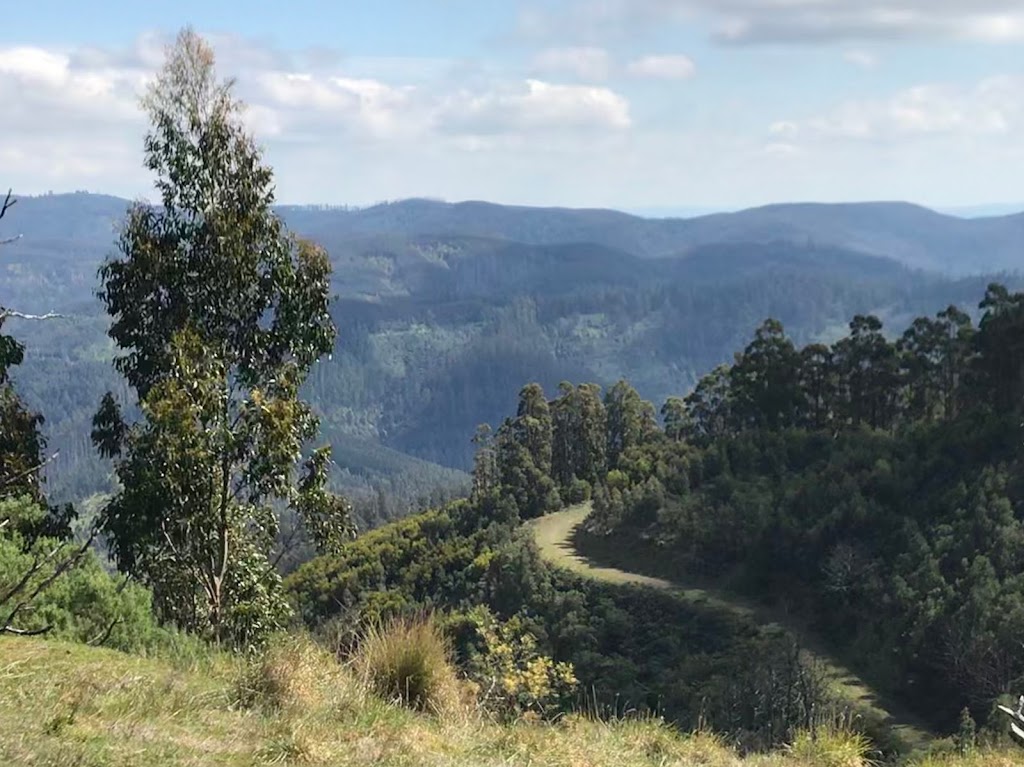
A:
0 636 982 767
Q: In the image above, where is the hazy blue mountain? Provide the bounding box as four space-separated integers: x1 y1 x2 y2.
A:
2 192 1020 510
5 193 1024 314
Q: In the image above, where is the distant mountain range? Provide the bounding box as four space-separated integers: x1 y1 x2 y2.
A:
4 193 1023 312
1 192 1021 510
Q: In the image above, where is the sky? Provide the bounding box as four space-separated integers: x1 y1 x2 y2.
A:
3 0 1024 211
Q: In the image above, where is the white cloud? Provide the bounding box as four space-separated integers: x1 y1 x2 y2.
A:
843 50 879 70
532 47 611 80
769 121 799 137
0 45 147 128
626 54 697 80
782 77 1022 141
763 142 800 157
520 1 1024 45
254 72 417 140
0 35 637 205
435 79 631 136
6 31 1024 211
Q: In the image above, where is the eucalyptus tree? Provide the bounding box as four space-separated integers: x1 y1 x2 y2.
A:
92 29 351 646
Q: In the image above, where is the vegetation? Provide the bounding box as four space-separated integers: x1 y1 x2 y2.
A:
90 29 352 647
0 637 827 766
5 195 1019 507
288 494 872 753
5 635 1024 766
563 286 1024 735
4 24 1024 767
352 615 461 714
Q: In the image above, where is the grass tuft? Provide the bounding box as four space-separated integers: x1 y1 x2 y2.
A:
353 614 462 716
788 726 874 767
237 633 351 714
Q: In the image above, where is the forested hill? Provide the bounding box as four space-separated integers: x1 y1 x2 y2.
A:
2 192 1021 510
415 282 1024 742
7 194 1024 298
286 198 1024 274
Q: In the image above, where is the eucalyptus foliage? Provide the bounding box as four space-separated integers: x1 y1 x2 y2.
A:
93 29 351 647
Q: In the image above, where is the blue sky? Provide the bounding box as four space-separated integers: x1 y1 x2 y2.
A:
3 1 1024 211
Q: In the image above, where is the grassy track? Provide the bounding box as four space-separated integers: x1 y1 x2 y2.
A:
530 503 935 755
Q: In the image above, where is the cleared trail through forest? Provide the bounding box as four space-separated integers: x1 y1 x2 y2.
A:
530 503 935 755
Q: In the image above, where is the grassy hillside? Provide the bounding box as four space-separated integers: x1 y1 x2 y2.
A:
1 636 1015 767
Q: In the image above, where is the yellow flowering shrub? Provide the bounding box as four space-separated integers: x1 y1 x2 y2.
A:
466 607 577 720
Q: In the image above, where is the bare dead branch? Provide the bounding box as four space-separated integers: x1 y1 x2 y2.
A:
1 625 53 637
0 310 63 322
0 189 15 221
0 451 61 491
0 190 20 245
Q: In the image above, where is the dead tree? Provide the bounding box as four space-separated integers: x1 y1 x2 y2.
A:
0 188 86 637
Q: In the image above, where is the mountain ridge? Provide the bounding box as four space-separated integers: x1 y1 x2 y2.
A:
8 192 1024 277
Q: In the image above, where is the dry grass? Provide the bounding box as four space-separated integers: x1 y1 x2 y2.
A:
906 752 1022 767
1 635 1020 767
787 727 874 767
351 614 463 717
236 633 357 714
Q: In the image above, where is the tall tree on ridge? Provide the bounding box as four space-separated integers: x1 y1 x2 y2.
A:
729 319 802 431
92 29 351 647
605 380 655 468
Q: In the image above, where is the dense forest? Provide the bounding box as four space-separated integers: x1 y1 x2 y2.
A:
5 196 1019 514
282 281 1024 755
563 288 1024 733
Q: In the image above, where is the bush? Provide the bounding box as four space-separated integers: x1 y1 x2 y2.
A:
461 606 577 721
564 478 592 505
0 496 165 652
237 632 349 712
353 614 460 715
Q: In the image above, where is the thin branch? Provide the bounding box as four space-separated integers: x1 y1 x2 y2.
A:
0 310 63 322
1 625 53 637
0 451 61 491
0 189 15 221
88 616 123 647
270 521 303 569
0 234 22 246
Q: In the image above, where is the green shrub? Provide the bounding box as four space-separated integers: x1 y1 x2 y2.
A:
354 615 459 715
0 496 164 653
564 478 592 505
606 469 631 493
